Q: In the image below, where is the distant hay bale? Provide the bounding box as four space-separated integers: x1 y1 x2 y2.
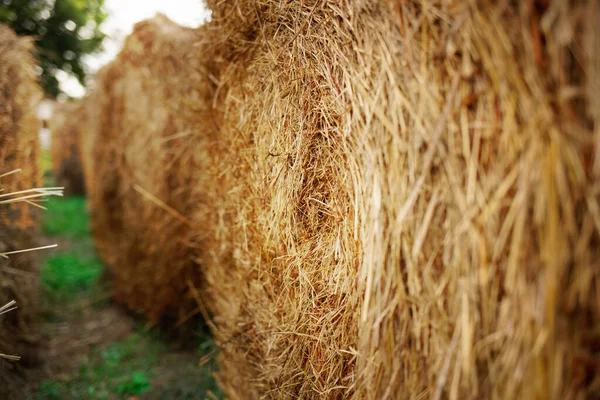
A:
82 14 210 324
198 1 600 398
49 101 86 196
0 25 43 398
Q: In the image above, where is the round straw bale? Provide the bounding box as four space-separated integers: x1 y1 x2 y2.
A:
0 24 43 399
199 1 600 398
0 25 41 227
83 14 210 324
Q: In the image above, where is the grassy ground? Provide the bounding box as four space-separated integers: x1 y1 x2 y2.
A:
33 194 222 400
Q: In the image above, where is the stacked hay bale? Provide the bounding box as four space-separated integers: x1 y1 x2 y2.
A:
82 14 214 324
199 0 600 398
49 101 86 196
77 1 600 397
0 25 43 398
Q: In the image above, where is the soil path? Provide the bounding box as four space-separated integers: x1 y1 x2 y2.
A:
29 196 221 400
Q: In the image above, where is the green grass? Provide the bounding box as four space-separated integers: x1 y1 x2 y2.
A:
116 371 151 395
149 342 223 400
42 253 102 294
41 196 104 302
35 328 222 400
36 381 64 400
42 196 90 237
36 331 161 399
35 335 155 399
76 332 162 399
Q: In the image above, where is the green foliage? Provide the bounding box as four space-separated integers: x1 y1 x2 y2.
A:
0 0 107 97
42 252 102 293
42 196 89 237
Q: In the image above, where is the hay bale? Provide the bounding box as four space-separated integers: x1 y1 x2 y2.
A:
0 25 43 398
0 25 41 226
199 1 600 398
82 14 211 324
49 101 86 196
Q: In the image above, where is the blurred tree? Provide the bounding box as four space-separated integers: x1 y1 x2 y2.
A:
0 0 107 97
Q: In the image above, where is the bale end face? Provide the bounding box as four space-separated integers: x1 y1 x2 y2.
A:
199 1 600 398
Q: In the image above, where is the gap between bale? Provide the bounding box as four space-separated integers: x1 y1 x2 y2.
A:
49 101 87 196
